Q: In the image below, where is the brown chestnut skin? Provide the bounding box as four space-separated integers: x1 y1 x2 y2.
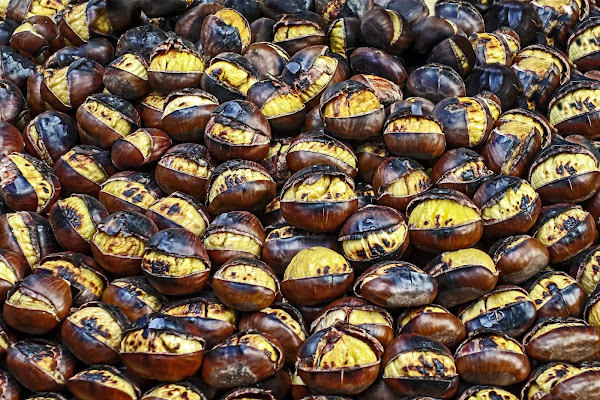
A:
355 141 390 184
200 329 284 390
161 88 219 143
99 171 163 214
465 64 521 111
397 305 466 349
524 317 600 363
296 322 383 396
43 38 116 70
354 261 437 309
521 362 600 400
6 339 76 392
571 244 600 294
469 32 513 67
155 143 218 204
201 52 261 103
512 48 562 110
145 192 211 237
407 63 466 104
261 196 286 229
427 35 476 78
174 2 225 43
116 25 168 61
102 276 166 321
0 80 28 128
54 145 118 197
67 365 142 400
455 330 530 386
23 111 78 167
10 15 58 62
434 0 484 36
315 0 373 21
142 228 211 296
410 16 461 56
432 96 493 148
383 110 446 160
200 7 252 59
373 157 431 214
349 48 407 87
0 249 28 303
489 235 550 284
137 90 167 129
527 270 587 318
61 302 129 365
360 7 412 56
432 148 494 198
549 80 600 137
568 17 600 72
251 17 276 43
243 42 290 78
0 122 24 156
381 334 458 399
111 128 172 170
272 11 327 56
103 52 150 100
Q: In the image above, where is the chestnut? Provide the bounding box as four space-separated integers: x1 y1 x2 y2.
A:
23 111 78 166
0 211 59 268
0 122 24 156
469 32 513 67
280 164 357 232
432 96 493 148
327 17 363 59
286 131 357 177
431 148 494 197
116 25 168 60
489 234 550 284
103 53 150 100
521 362 600 400
373 157 431 213
358 183 386 209
99 171 163 214
354 261 438 308
407 188 483 253
0 47 35 94
243 41 290 78
465 64 521 111
383 110 446 160
296 323 383 395
102 276 165 322
5 0 66 23
6 339 76 392
203 210 265 267
407 63 466 104
121 313 205 381
571 244 600 294
0 152 61 213
141 382 207 400
200 329 284 390
549 79 600 138
41 58 105 112
207 159 276 215
457 386 518 400
175 2 226 43
67 365 141 400
137 90 167 129
484 0 539 46
511 48 562 110
145 192 210 237
205 99 272 162
272 11 327 56
527 270 586 318
350 74 403 113
360 7 412 56
477 91 503 121
43 38 116 69
161 88 219 143
201 52 261 103
523 317 600 363
155 143 218 203
281 246 354 306
10 16 58 62
77 93 141 149
162 295 237 347
261 196 286 229
531 203 597 264
355 141 390 184
427 35 476 78
397 305 466 349
455 330 530 386
0 249 27 302
201 7 252 58
585 286 600 327
410 15 461 56
0 80 27 128
61 302 128 365
568 17 600 72
111 128 172 170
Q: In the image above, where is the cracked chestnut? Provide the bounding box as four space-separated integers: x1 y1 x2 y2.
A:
397 305 466 349
527 270 586 318
432 148 493 197
0 249 27 302
111 128 172 170
272 11 327 56
145 192 210 237
489 234 549 284
102 276 165 321
383 110 446 160
432 96 493 148
103 52 150 100
287 131 357 178
373 157 431 213
201 52 260 103
161 88 219 143
0 122 23 156
99 171 162 214
201 7 252 58
136 91 166 129
67 365 141 400
141 382 206 400
23 111 78 167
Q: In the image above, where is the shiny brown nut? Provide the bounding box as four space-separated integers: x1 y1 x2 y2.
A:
489 234 550 284
137 90 166 129
6 339 75 392
142 228 210 296
373 157 431 213
531 203 597 264
530 0 578 46
161 88 219 143
77 93 141 150
53 145 117 197
568 16 600 72
10 15 58 61
328 17 363 60
48 194 109 254
355 141 390 184
3 273 70 334
455 330 530 386
425 248 498 308
281 247 354 306
41 58 105 113
61 301 128 365
427 35 476 78
116 25 168 61
282 45 347 110
338 206 408 268
200 329 284 390
549 79 600 138
0 46 35 94
203 210 265 267
272 11 327 56
141 382 206 400
383 110 446 160
103 53 150 100
111 128 172 170
0 249 27 303
201 52 261 103
91 211 158 276
262 225 338 277
287 131 357 178
0 211 59 268
354 261 438 309
464 64 521 111
243 41 290 78
99 171 162 214
432 148 494 197
145 192 210 237
524 317 600 363
0 152 61 214
473 175 541 238
407 63 466 104
311 298 394 348
469 32 513 67
207 159 276 215
457 386 518 400
511 47 562 110
67 365 141 400
360 6 411 56
0 80 28 128
42 38 116 70
432 96 493 148
213 257 279 311
155 143 218 203
0 122 24 156
381 334 458 399
148 34 205 94
571 244 600 294
296 322 383 395
483 0 538 46
23 111 78 166
407 188 483 253
102 276 165 322
397 305 466 349
250 17 276 43
521 362 600 400
205 99 272 162
528 137 600 203
162 295 237 347
240 302 307 364
121 313 205 381
200 7 252 59
528 270 586 318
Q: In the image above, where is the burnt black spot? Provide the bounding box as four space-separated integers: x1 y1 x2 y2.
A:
563 216 580 231
432 358 447 376
131 194 144 203
167 203 180 215
460 169 475 181
122 189 137 198
520 195 531 209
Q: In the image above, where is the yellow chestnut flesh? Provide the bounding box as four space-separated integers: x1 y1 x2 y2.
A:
534 207 588 246
297 56 337 103
282 175 354 202
284 247 351 279
383 351 456 378
529 274 577 309
121 330 203 354
215 9 251 47
466 388 518 400
149 50 204 73
44 66 70 106
142 251 207 277
7 289 56 316
145 384 203 400
38 259 105 297
398 306 449 329
387 116 443 134
322 89 381 118
7 213 36 267
0 259 16 284
148 197 207 236
580 249 600 294
8 154 53 210
437 248 496 272
203 232 261 256
161 156 209 177
530 153 598 188
121 130 152 159
72 369 136 400
261 308 306 340
209 169 271 203
62 150 107 184
342 225 407 260
274 24 321 41
382 170 430 197
164 95 217 115
481 183 538 221
313 332 377 368
208 123 258 144
165 302 236 325
101 180 156 210
227 333 279 362
525 363 579 400
113 53 148 79
57 196 97 241
205 61 256 94
93 232 145 257
64 3 89 41
460 290 529 323
549 88 600 125
83 101 133 136
409 199 480 228
288 141 356 167
217 263 276 290
67 306 122 350
569 24 600 61
261 93 304 117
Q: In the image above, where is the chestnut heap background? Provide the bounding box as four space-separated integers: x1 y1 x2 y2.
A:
2 0 600 398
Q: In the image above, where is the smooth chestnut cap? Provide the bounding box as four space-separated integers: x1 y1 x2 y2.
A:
281 164 356 198
204 210 266 242
523 316 599 346
406 187 480 216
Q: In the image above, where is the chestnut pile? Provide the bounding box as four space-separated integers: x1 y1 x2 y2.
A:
2 0 600 398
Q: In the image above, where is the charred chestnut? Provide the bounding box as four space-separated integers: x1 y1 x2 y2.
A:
469 32 513 67
111 128 172 170
465 64 521 111
521 362 600 400
512 47 562 110
0 80 27 128
432 96 493 148
489 234 550 284
116 25 168 60
145 192 210 237
397 305 466 349
99 171 162 214
201 52 261 103
272 12 326 56
431 148 493 197
0 249 27 302
103 53 150 100
23 111 78 167
549 79 600 138
287 131 357 177
457 386 518 400
383 110 445 160
373 157 431 213
137 90 167 129
355 141 390 184
10 16 58 62
571 245 600 294
528 270 586 318
260 138 293 187
201 7 252 58
243 41 290 78
407 63 466 104
161 88 219 143
102 276 165 321
67 365 141 400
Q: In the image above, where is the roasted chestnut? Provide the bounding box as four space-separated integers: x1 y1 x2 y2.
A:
247 79 306 135
116 25 168 60
372 157 430 213
0 249 27 303
431 148 494 197
465 64 521 111
201 7 252 58
571 244 600 294
103 52 150 100
328 17 363 59
272 11 327 56
360 7 412 56
67 365 141 400
99 171 163 214
383 110 445 160
427 35 476 78
111 128 172 170
287 131 357 178
512 47 562 110
407 63 466 104
102 276 165 321
489 234 550 284
521 362 600 400
528 270 586 318
201 52 261 103
137 90 167 129
243 41 290 78
469 32 513 67
10 15 58 62
161 88 219 143
457 386 518 400
43 38 116 69
22 111 78 166
0 122 24 156
397 305 466 349
145 192 210 237
0 80 27 128
141 382 207 400
549 79 600 138
432 96 493 148
355 141 390 184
